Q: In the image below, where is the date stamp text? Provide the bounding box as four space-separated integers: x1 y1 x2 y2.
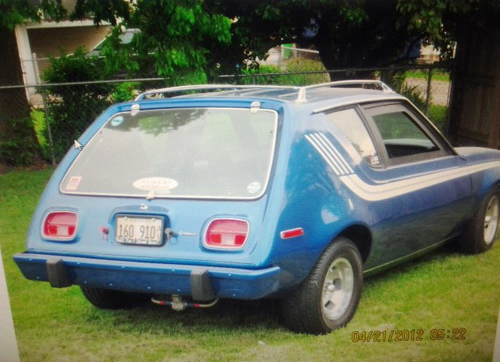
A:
351 328 467 342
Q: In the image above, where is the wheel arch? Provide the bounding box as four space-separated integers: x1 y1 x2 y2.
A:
335 224 372 264
473 170 500 202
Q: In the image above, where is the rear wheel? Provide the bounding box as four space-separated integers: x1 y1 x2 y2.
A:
80 286 149 309
282 238 363 334
460 187 500 254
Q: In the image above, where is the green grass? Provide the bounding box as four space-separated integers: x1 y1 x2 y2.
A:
405 70 450 82
1 169 499 362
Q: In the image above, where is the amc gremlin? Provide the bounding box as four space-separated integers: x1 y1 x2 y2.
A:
14 81 500 334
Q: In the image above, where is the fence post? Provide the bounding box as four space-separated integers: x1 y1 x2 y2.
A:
33 53 56 165
425 68 433 116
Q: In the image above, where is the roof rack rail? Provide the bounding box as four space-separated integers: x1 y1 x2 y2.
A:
133 80 394 103
296 80 394 102
134 84 298 101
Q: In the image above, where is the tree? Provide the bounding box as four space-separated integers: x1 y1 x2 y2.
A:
208 0 409 71
72 0 232 84
396 0 500 60
70 0 500 77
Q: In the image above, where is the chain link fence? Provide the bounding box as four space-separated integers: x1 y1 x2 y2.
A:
0 65 452 165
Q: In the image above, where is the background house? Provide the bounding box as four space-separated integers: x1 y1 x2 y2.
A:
14 0 111 103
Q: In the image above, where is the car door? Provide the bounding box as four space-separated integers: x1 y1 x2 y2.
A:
326 102 473 269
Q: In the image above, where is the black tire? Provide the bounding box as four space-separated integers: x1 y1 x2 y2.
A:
282 238 363 334
459 187 500 254
80 286 149 309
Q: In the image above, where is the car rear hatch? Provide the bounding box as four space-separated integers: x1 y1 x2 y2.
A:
25 103 282 269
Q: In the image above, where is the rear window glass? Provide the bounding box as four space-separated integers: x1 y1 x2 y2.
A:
61 108 278 199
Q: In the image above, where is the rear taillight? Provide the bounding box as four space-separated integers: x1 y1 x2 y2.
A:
204 219 249 250
42 212 78 240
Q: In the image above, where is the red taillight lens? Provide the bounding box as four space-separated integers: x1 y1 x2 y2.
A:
205 219 249 249
43 212 78 240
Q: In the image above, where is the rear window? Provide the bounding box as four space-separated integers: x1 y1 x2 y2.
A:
61 108 278 199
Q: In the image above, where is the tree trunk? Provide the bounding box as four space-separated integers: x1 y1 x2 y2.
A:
0 27 31 123
0 26 43 166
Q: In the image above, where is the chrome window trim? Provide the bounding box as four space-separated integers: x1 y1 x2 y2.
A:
60 107 279 201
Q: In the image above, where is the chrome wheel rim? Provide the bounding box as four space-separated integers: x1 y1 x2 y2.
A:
484 195 499 245
321 257 354 321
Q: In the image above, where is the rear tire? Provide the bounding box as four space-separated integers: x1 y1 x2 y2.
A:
459 187 500 254
282 238 363 334
80 286 149 309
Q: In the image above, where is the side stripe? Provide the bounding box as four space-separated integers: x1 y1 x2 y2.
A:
306 132 500 202
340 161 500 201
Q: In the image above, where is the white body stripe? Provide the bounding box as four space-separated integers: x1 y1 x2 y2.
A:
305 134 344 175
316 132 354 173
342 161 500 201
307 132 500 201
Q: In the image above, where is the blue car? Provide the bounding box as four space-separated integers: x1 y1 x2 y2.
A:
14 81 500 334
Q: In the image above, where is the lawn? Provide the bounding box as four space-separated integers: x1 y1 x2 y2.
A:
405 70 451 82
1 169 499 362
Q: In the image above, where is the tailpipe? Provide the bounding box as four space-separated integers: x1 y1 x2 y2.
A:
151 294 219 311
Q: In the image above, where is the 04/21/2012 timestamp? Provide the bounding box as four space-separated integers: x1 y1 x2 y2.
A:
351 328 467 342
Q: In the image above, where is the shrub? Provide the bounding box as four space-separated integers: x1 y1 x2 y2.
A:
242 59 329 85
112 82 141 102
390 71 426 111
0 117 41 166
282 58 330 85
240 65 282 85
42 48 114 161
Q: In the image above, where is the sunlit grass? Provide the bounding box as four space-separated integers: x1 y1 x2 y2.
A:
1 169 499 362
405 70 451 82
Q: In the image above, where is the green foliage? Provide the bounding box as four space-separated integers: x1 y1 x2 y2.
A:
66 0 500 76
396 0 500 60
405 69 450 82
390 71 426 111
0 0 66 30
283 58 330 85
0 116 40 166
428 104 447 132
97 0 232 84
112 82 140 102
241 65 282 85
31 109 47 147
42 48 114 161
241 60 329 86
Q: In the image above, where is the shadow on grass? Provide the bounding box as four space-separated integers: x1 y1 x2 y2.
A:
364 242 458 287
84 297 286 336
81 243 466 335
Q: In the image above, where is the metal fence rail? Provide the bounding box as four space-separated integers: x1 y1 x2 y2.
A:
0 65 452 165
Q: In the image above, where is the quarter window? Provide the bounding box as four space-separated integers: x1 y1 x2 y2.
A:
327 108 380 166
367 106 441 163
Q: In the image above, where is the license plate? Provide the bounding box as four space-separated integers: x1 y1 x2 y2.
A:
115 216 164 246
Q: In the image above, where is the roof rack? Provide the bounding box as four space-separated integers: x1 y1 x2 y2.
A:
134 80 394 103
296 80 394 102
134 84 299 101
